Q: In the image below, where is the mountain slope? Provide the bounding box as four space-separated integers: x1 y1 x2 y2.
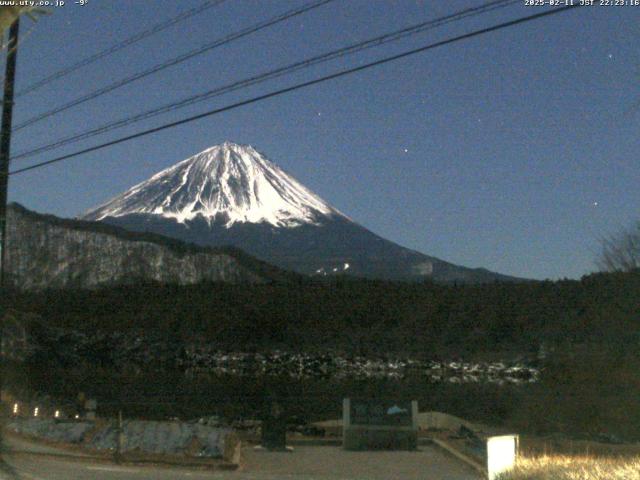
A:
82 142 520 283
84 141 343 228
5 203 296 290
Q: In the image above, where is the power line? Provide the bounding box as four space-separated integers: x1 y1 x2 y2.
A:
12 0 520 162
8 4 581 177
13 0 228 98
11 0 336 132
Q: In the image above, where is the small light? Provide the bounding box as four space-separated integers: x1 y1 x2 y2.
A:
13 403 18 414
75 414 80 419
54 410 60 418
34 407 39 417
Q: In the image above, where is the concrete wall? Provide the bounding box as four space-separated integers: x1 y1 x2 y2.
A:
6 418 232 458
415 411 480 432
313 410 487 437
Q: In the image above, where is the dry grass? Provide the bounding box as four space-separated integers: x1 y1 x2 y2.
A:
518 435 640 458
498 454 640 480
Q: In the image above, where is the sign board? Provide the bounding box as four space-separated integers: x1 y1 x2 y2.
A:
487 434 518 480
343 398 418 450
350 400 413 427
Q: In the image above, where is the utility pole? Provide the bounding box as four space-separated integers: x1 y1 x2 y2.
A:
0 17 19 457
0 17 19 288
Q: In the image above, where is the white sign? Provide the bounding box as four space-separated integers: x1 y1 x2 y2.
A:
487 434 518 480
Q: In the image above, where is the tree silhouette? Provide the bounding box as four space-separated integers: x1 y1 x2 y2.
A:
597 222 640 272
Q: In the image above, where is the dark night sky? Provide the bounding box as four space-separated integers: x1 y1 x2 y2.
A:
5 0 639 280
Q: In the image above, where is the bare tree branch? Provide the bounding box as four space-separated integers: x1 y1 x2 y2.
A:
597 222 640 272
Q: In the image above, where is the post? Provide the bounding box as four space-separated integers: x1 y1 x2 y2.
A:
0 18 19 288
261 398 287 451
114 410 123 464
410 400 418 430
342 398 350 447
0 17 20 459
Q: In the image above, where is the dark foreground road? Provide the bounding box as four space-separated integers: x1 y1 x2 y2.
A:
0 436 480 480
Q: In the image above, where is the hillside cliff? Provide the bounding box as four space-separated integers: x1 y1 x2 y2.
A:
5 203 286 289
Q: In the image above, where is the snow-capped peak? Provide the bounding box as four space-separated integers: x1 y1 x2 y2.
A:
82 142 344 228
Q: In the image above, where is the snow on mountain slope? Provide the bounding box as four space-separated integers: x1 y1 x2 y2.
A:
83 142 344 228
81 141 521 283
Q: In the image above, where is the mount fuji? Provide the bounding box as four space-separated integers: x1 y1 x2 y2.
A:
82 142 517 283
